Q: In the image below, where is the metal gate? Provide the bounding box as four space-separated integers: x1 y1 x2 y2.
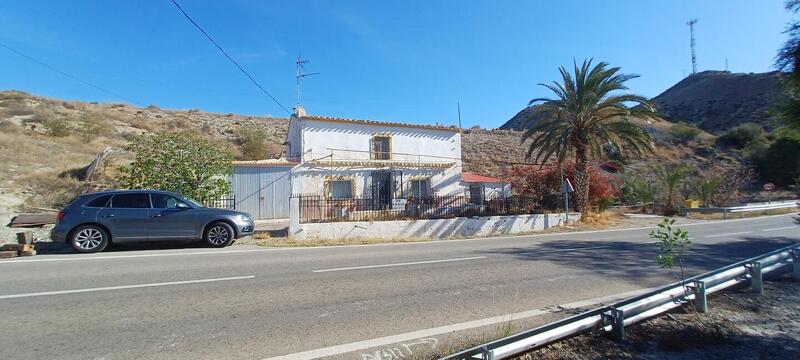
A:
232 166 292 219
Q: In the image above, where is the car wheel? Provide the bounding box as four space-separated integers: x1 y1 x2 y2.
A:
204 222 234 248
70 225 109 253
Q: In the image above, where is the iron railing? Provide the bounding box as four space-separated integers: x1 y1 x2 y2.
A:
441 243 800 360
202 197 236 210
297 194 565 223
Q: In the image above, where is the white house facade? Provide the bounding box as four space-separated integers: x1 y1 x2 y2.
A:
286 109 464 205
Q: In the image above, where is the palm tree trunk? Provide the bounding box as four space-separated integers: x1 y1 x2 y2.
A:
573 146 590 215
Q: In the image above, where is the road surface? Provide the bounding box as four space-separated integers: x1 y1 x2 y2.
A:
0 214 797 359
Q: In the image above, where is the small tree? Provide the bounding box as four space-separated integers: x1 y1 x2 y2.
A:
239 127 268 160
119 132 233 201
670 122 701 144
651 218 692 292
653 164 690 215
692 176 723 207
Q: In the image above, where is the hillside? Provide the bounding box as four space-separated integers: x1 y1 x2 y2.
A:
500 71 785 134
0 90 732 214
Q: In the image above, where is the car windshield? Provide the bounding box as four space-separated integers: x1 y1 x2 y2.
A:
180 196 204 208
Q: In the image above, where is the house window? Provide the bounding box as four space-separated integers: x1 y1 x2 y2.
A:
410 179 430 198
469 185 485 205
327 180 353 199
371 136 391 160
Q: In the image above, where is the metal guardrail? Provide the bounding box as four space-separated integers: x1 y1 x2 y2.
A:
685 199 798 218
441 242 800 360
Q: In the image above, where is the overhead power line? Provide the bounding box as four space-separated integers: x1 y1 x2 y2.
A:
0 41 146 106
169 0 291 115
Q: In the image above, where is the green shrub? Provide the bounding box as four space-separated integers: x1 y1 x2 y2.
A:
239 128 268 160
751 135 800 186
44 117 71 137
716 122 766 149
119 132 234 201
669 122 701 144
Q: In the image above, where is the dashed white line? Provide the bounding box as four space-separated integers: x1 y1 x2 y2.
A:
0 275 255 300
518 245 612 255
761 226 797 232
703 231 753 238
312 256 486 273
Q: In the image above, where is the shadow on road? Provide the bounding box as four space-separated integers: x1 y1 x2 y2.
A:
478 237 798 280
33 240 214 255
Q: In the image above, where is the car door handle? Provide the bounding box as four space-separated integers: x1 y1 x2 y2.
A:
151 214 162 218
101 214 115 218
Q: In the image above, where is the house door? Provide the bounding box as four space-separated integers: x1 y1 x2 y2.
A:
370 170 393 209
469 185 485 205
231 166 292 220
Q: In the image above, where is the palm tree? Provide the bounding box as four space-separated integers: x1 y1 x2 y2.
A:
522 59 659 215
653 164 690 215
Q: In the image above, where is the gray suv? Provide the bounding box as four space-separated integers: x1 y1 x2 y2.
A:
51 190 254 253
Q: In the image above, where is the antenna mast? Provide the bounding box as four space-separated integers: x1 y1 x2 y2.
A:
295 55 320 109
687 19 698 75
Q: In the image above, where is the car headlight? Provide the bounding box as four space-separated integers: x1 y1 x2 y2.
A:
234 214 252 224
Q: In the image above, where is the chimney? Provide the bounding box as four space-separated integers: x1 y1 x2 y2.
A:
293 105 306 117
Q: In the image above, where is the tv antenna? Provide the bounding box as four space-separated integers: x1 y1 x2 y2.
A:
295 55 320 108
687 19 698 74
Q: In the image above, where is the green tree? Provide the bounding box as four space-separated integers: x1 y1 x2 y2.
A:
716 122 766 149
669 122 701 144
691 176 722 207
653 164 690 215
119 132 233 201
777 1 800 130
522 59 659 215
751 135 800 186
239 127 268 160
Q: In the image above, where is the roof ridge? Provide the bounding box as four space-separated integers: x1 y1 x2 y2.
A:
299 114 460 132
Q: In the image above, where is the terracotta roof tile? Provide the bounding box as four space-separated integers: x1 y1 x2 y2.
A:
300 115 460 132
462 172 509 184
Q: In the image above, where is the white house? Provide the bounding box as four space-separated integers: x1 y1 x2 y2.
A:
286 107 464 205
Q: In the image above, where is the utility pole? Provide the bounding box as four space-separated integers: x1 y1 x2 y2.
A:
295 55 320 109
687 19 698 75
457 101 462 128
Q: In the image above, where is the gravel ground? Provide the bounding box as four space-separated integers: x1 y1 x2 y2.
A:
519 276 800 359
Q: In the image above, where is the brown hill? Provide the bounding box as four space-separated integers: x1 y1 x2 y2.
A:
500 71 785 134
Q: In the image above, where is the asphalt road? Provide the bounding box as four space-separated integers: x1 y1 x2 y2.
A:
0 214 797 360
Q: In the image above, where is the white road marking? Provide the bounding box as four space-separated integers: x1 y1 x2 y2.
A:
2 213 794 265
262 286 658 360
761 226 797 232
312 256 487 273
703 231 753 238
0 275 255 300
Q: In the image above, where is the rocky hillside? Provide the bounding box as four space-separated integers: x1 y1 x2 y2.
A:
500 71 785 134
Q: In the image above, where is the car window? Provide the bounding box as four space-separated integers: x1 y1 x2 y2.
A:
151 194 189 209
110 193 151 208
85 195 112 208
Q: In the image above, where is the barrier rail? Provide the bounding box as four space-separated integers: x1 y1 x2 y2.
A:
685 199 798 218
440 242 800 360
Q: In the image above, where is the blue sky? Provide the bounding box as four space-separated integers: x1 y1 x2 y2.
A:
0 1 792 128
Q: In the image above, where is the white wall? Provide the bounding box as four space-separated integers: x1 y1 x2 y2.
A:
300 118 461 163
288 200 580 240
291 165 464 196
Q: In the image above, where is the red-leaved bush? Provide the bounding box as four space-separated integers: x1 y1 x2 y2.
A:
506 161 622 208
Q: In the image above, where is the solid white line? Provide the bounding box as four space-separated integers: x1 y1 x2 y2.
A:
703 231 753 238
262 286 658 360
0 275 255 300
312 256 487 273
761 226 797 232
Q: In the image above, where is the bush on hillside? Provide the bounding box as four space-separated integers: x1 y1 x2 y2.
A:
716 122 766 149
78 115 107 142
44 117 71 137
239 127 268 160
669 122 701 144
119 132 234 201
750 135 800 186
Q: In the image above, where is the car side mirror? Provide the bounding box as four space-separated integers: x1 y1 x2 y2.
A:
175 202 190 210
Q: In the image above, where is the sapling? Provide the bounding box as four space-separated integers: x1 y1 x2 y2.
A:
650 217 692 291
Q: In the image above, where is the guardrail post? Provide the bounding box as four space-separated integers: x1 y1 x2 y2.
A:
792 248 800 280
692 280 708 313
609 307 624 340
748 261 764 295
481 346 494 360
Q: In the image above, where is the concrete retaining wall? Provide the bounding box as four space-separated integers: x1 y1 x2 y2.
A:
288 198 580 240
